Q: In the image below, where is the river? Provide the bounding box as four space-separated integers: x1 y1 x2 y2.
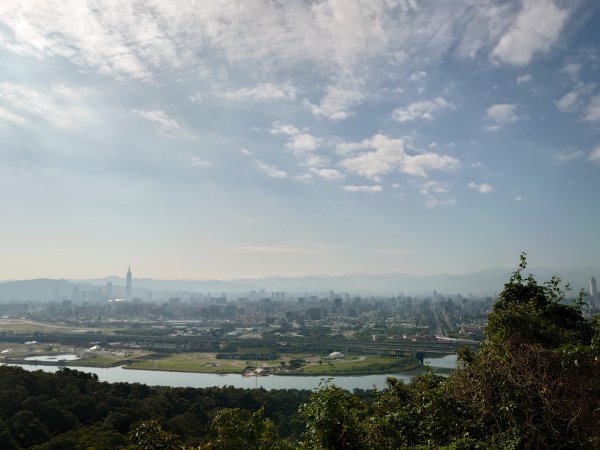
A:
3 354 457 391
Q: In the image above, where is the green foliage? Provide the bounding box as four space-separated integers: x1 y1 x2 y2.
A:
293 254 600 449
449 253 600 448
202 407 294 450
298 380 368 449
126 419 182 450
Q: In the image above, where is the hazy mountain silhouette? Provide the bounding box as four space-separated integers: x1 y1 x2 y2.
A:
0 267 595 302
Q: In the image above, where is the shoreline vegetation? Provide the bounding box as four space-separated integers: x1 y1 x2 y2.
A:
1 349 437 376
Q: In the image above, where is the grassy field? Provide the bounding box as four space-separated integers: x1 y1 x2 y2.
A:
111 353 422 375
300 355 419 375
124 353 246 374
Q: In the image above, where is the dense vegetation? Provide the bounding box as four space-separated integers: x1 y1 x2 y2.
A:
1 255 599 449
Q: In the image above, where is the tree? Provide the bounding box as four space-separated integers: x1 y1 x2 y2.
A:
202 407 294 450
298 381 368 450
449 253 600 448
126 419 182 450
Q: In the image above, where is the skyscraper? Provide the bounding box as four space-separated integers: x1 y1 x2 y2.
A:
126 266 132 298
590 276 598 303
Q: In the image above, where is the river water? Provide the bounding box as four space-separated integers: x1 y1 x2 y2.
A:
4 354 457 391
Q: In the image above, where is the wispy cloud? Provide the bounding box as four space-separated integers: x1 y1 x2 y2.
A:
589 145 600 162
191 157 211 167
257 161 288 179
0 106 26 125
485 103 520 131
305 86 365 121
551 150 584 164
131 109 192 139
311 168 346 181
270 122 321 156
468 182 494 193
341 185 383 193
516 74 532 84
584 95 600 122
392 97 453 123
218 83 297 102
0 82 91 128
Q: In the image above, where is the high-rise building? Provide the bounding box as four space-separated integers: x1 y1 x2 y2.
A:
126 266 132 298
590 276 598 303
106 281 113 299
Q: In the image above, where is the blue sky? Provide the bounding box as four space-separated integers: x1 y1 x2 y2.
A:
1 0 600 279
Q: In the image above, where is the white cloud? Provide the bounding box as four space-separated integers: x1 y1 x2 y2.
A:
392 97 452 122
584 95 600 122
515 196 524 202
0 0 571 89
270 122 299 136
341 185 383 193
0 106 26 125
419 180 454 208
470 161 483 168
131 109 190 139
402 154 460 177
270 122 320 155
191 157 211 167
302 155 330 168
409 70 428 81
294 173 314 183
468 182 494 193
551 150 584 164
219 83 297 102
492 0 569 65
257 161 288 179
485 103 519 130
516 74 532 84
287 134 321 154
240 148 252 155
305 86 365 121
425 198 456 208
589 145 600 162
0 82 91 128
311 168 345 181
420 181 450 196
189 93 203 103
556 91 579 113
560 62 581 79
339 134 459 181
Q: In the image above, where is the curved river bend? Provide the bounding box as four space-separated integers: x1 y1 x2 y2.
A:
4 354 457 391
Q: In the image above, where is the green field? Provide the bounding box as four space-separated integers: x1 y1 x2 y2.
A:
124 353 246 374
300 355 419 375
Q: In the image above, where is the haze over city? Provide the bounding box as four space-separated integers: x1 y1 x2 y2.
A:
1 0 600 280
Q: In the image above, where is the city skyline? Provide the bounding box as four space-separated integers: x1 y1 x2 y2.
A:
1 1 600 279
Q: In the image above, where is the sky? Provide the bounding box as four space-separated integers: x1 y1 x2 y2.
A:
1 0 600 280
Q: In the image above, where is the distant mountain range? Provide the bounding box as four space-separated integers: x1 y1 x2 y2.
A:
0 267 596 302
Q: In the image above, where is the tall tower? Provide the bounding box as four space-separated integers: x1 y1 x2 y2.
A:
126 266 132 298
590 276 598 304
